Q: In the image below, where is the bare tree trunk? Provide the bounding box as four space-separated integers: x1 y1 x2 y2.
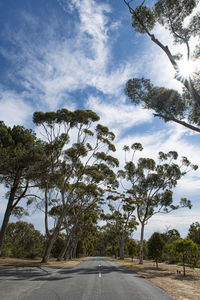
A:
0 175 20 255
72 238 78 258
0 200 13 255
139 223 145 264
156 260 158 269
119 238 125 260
44 184 50 238
41 212 66 263
57 235 71 261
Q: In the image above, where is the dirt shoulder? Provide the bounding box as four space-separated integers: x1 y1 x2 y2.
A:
0 256 89 268
108 258 200 300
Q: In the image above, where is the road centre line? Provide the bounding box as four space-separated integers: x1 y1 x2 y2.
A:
98 264 101 278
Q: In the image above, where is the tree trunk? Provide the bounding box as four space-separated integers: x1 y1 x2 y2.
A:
0 175 20 255
119 238 125 260
0 200 13 255
44 184 50 238
139 223 145 264
183 255 186 276
57 235 71 261
42 201 71 263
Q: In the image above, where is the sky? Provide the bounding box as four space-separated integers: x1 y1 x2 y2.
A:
0 0 200 240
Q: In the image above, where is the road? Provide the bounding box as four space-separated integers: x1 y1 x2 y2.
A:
0 257 174 300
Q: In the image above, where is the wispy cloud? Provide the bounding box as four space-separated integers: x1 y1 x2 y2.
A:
86 95 153 136
0 0 135 117
0 88 33 127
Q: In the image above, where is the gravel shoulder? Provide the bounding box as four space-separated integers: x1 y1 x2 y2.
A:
109 258 200 300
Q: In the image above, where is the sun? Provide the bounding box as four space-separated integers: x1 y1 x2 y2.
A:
177 58 196 79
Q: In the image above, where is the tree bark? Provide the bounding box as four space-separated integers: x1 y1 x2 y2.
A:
57 235 72 261
44 184 50 238
139 223 145 264
119 238 125 260
41 227 60 263
0 173 21 255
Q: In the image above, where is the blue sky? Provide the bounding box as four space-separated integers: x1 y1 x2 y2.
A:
0 0 200 240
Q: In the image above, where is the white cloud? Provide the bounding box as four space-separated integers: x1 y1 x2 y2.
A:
136 208 200 240
86 95 153 135
0 89 33 127
0 0 134 113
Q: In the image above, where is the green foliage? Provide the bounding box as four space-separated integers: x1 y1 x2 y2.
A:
169 238 199 275
187 222 200 245
132 5 156 33
2 222 45 258
124 0 200 133
148 232 164 268
154 0 197 40
161 229 180 243
120 143 195 264
127 239 137 261
125 78 187 122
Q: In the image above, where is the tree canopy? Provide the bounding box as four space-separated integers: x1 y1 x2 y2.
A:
123 0 200 133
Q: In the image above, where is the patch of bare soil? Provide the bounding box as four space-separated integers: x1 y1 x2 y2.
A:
0 256 89 268
109 258 200 300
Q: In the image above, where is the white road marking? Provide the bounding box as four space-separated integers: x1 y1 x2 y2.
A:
99 264 101 278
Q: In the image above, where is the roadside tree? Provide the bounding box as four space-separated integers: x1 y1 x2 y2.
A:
148 232 164 268
33 109 118 263
169 238 199 276
119 143 197 264
0 122 44 255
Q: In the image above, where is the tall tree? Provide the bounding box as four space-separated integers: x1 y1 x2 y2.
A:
119 143 197 264
0 122 44 255
33 109 118 263
123 0 200 133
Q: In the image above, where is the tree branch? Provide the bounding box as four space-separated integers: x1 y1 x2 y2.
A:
154 113 200 133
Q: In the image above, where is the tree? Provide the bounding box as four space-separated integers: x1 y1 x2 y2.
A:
127 238 137 261
104 192 138 259
123 0 200 133
187 222 200 246
148 232 164 268
161 228 181 243
119 143 197 264
0 122 44 255
33 109 118 263
169 238 199 276
2 221 45 258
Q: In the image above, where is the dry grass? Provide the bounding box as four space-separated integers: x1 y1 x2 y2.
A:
109 258 200 300
0 256 89 268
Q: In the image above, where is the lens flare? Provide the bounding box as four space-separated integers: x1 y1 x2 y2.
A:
177 59 196 79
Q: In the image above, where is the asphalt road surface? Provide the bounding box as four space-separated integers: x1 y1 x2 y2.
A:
0 257 174 300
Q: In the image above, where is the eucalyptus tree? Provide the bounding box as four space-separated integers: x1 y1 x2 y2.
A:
123 0 200 133
33 109 118 263
105 192 138 259
0 122 44 255
54 184 103 261
119 143 198 264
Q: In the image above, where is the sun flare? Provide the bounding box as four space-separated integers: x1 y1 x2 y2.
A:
177 59 196 79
